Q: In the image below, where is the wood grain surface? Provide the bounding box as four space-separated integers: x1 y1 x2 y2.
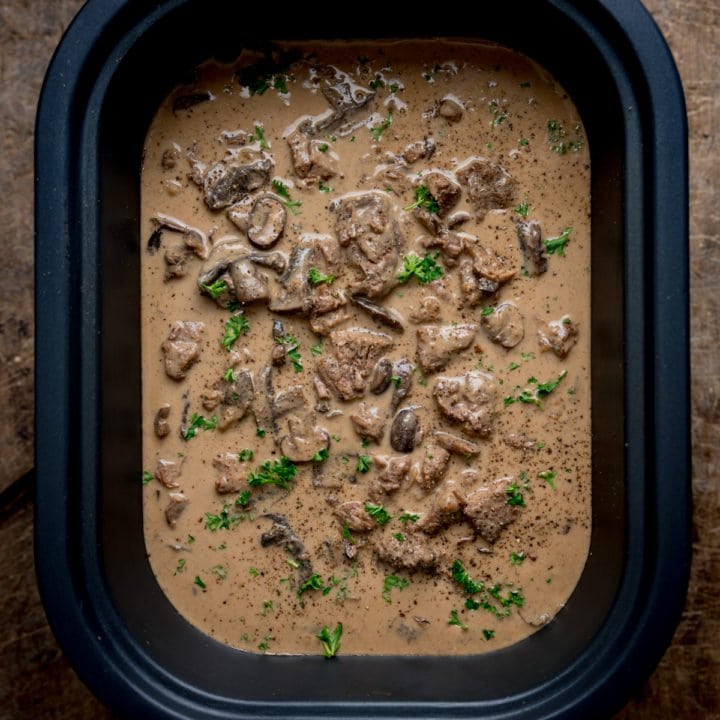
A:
0 1 716 718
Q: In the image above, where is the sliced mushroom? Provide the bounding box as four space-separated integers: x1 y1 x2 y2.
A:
369 357 393 395
390 406 419 453
351 295 405 332
433 431 481 456
247 194 286 248
390 358 414 412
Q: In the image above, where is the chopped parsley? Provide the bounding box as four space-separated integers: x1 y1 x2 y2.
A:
356 455 373 474
508 361 520 371
364 502 391 525
393 532 405 542
404 185 440 214
311 343 323 357
369 75 385 90
273 75 289 94
175 558 186 574
298 573 326 596
451 560 484 595
253 124 269 150
142 471 153 486
506 483 526 507
504 371 568 408
223 367 236 382
193 576 207 591
201 278 228 298
317 622 343 658
390 374 402 387
515 200 530 218
547 119 584 154
382 574 409 603
313 448 329 462
318 180 332 193
258 635 274 653
318 142 329 152
370 113 393 141
396 252 444 285
182 413 218 440
248 456 298 489
539 470 556 489
543 227 572 256
448 609 468 630
510 552 526 566
307 267 336 286
481 306 494 317
272 179 302 215
235 490 251 507
483 629 495 641
399 512 419 524
238 449 254 462
276 334 303 372
205 504 236 531
360 436 370 449
255 427 266 438
221 314 249 350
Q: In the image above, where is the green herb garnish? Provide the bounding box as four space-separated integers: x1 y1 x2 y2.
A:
182 413 218 440
308 267 336 286
364 502 391 525
543 227 572 256
506 483 526 507
193 576 206 591
356 455 373 474
201 278 228 298
448 609 468 630
538 470 556 489
370 113 393 141
238 449 254 462
396 252 444 285
253 124 269 150
142 471 153 486
221 314 250 350
272 179 302 215
317 622 343 658
399 512 419 524
382 574 409 603
404 185 440 214
510 552 526 566
313 448 329 462
248 456 297 489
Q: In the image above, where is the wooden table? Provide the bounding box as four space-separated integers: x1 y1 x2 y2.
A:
0 1 716 717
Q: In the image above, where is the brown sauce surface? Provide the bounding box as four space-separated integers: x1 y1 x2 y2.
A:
141 39 591 656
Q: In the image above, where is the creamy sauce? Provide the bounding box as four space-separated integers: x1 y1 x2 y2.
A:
141 40 591 656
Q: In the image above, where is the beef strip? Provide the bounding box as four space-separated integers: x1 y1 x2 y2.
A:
455 156 517 221
368 455 411 499
417 444 451 491
154 404 171 438
165 492 189 528
330 191 404 298
463 477 520 543
155 457 183 489
334 501 376 533
375 532 439 572
433 370 498 437
316 327 394 400
350 402 386 441
416 323 478 374
538 317 579 358
481 302 525 348
212 452 245 494
161 321 204 380
417 477 466 534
